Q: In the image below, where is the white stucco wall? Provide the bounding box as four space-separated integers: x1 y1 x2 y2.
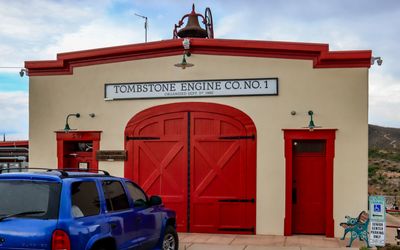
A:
29 54 368 236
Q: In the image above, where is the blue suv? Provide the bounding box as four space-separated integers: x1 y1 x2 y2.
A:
0 168 178 250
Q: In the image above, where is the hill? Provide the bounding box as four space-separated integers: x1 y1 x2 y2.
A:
369 124 400 152
368 124 400 197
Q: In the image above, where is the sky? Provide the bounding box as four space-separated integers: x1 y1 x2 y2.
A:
0 0 399 140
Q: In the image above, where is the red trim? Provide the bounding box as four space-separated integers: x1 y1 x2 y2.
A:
0 140 29 147
124 102 256 180
55 131 101 170
25 38 372 76
125 102 256 133
283 129 336 237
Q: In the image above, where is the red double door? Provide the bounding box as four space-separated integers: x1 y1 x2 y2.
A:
125 108 256 234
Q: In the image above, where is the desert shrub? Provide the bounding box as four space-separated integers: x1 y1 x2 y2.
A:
377 243 400 250
369 164 380 177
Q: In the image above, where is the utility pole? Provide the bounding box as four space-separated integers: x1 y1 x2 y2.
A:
135 13 148 43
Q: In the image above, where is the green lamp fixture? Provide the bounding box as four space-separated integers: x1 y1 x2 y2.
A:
174 53 194 69
64 113 80 131
308 110 315 130
306 110 322 131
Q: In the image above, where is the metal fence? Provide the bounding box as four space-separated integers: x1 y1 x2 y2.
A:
384 195 400 210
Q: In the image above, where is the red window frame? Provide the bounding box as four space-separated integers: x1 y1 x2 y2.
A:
55 131 101 170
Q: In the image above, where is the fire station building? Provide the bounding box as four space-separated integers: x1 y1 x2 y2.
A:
25 7 372 238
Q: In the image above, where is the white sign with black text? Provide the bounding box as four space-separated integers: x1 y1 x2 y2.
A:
370 221 386 246
369 195 386 247
104 78 278 100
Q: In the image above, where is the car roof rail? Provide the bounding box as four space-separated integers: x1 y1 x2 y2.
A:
0 167 111 178
0 167 69 177
59 168 110 176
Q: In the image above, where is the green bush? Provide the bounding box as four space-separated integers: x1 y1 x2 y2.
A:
376 243 400 250
369 149 400 162
369 164 380 177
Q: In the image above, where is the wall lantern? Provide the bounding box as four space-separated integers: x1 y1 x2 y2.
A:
19 68 28 77
371 56 383 66
306 110 321 131
174 38 194 69
64 113 80 131
174 52 193 69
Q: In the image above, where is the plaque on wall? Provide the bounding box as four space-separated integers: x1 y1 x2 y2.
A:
105 78 278 100
96 150 127 161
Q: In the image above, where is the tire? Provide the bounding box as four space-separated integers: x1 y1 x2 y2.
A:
91 240 115 250
93 247 110 250
162 225 179 250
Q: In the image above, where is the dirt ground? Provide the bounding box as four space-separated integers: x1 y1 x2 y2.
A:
386 213 400 245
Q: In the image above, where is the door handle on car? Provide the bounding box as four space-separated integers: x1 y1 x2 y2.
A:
110 222 118 229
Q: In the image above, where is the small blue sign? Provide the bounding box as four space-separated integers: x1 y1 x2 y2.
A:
374 204 381 212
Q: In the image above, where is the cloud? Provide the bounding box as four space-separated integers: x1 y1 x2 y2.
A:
0 0 114 65
369 71 400 128
0 92 28 140
44 18 149 56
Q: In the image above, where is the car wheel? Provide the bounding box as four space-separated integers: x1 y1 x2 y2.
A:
93 247 109 250
162 225 178 250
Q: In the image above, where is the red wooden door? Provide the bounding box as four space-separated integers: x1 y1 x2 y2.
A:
292 140 326 234
129 112 188 231
190 112 255 233
126 103 256 234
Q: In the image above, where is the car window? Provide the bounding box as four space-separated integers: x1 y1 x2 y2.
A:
102 180 130 212
0 180 60 220
71 181 100 218
126 182 148 208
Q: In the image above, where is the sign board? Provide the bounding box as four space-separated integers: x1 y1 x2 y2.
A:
105 78 278 100
369 195 386 247
78 162 88 170
96 150 127 161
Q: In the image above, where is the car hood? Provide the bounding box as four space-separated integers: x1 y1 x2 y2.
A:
0 218 57 250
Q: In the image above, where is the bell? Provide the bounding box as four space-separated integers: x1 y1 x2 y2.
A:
177 4 208 38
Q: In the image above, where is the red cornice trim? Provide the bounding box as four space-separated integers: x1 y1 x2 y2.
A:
25 38 372 76
0 140 29 147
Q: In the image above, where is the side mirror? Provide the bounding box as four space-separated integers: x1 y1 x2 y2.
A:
149 195 162 206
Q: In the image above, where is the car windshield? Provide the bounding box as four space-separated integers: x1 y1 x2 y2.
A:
0 180 61 220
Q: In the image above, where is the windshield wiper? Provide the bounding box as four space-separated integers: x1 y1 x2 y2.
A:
0 210 45 222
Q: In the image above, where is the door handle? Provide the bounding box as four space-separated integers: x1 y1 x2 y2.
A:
292 189 297 204
110 222 118 229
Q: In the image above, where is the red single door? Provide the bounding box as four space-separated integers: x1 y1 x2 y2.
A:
128 112 188 231
292 140 326 234
190 112 256 234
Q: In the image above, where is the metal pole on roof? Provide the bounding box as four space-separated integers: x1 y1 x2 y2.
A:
135 13 148 43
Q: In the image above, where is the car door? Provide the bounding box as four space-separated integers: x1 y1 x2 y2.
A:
102 180 142 249
125 181 161 249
